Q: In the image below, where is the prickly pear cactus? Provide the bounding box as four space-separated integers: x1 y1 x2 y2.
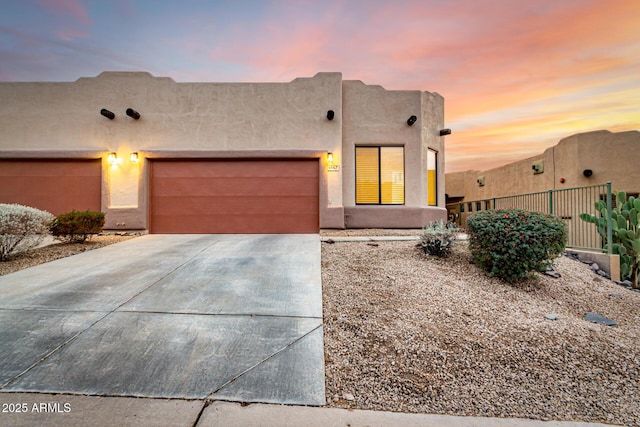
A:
580 191 640 288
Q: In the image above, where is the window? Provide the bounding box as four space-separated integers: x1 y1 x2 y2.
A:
476 202 481 211
356 146 404 204
427 150 437 206
467 202 473 212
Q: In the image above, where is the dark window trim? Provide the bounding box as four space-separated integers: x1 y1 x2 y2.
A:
355 145 405 206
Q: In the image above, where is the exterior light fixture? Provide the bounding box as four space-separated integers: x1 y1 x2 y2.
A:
327 152 334 163
583 169 593 177
130 152 139 163
126 108 140 120
327 110 335 120
439 129 452 136
407 115 417 126
100 109 115 120
107 152 118 164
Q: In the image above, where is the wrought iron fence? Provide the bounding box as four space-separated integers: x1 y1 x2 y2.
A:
457 182 613 253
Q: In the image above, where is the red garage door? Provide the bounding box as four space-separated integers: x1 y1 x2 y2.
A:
0 159 102 214
150 159 319 233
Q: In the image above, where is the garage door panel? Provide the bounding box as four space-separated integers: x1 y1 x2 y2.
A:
151 177 318 197
151 214 318 234
152 196 318 215
0 160 102 214
152 160 318 179
150 159 319 234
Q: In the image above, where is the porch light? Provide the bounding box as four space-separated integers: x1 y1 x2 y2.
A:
126 108 141 120
130 152 139 163
440 129 452 136
327 110 335 120
107 152 118 164
327 152 334 163
407 115 417 126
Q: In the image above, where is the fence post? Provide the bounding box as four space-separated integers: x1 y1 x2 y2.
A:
548 189 553 215
606 182 613 255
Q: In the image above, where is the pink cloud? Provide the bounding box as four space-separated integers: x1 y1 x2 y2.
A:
38 0 91 26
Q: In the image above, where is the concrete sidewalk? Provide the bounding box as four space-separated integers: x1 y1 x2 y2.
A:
0 393 618 427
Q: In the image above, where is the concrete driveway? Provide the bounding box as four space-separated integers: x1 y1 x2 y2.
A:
0 234 324 405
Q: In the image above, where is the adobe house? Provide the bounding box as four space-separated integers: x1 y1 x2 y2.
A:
0 72 448 233
446 130 640 217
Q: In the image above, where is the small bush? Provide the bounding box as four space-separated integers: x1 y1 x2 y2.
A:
50 210 105 243
0 203 54 261
466 208 567 283
420 220 459 257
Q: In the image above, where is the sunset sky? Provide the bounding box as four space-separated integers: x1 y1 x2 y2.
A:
1 0 638 172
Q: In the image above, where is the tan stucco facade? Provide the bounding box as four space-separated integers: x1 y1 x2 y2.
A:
0 72 447 231
446 130 640 203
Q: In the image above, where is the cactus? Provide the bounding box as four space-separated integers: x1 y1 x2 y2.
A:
580 191 640 288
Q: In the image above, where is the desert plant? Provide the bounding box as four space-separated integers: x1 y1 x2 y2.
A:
580 191 640 287
466 208 567 283
420 220 459 257
50 210 105 243
0 203 54 261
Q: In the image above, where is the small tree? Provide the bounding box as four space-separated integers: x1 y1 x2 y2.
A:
0 203 54 261
580 191 640 288
467 208 567 283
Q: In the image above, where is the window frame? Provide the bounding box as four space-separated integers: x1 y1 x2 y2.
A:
427 149 438 206
355 145 405 205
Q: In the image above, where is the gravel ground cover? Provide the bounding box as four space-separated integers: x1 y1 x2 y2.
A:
321 228 423 237
0 234 139 276
322 238 640 426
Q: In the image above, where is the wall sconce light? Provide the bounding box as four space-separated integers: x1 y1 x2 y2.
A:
583 169 593 177
107 152 118 164
440 129 452 136
100 109 115 120
477 176 485 186
407 115 417 126
327 152 334 163
560 178 566 183
327 110 335 120
130 152 139 163
126 108 141 120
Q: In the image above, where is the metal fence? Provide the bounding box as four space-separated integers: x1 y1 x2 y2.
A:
455 182 613 253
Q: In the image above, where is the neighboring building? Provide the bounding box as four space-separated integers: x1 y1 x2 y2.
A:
0 72 448 233
445 130 640 225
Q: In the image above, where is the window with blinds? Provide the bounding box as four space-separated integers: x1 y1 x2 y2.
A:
356 146 404 205
427 150 437 206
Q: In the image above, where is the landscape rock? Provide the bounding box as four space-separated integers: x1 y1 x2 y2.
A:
545 314 559 321
590 263 600 271
320 237 640 425
584 312 617 327
543 270 561 278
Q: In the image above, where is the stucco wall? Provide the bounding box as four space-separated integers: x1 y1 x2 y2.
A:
446 130 639 203
340 80 446 226
1 71 449 230
0 72 344 229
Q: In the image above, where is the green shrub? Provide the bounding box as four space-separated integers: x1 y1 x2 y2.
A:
50 210 105 243
420 220 459 257
580 190 640 287
466 208 567 283
0 203 55 261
